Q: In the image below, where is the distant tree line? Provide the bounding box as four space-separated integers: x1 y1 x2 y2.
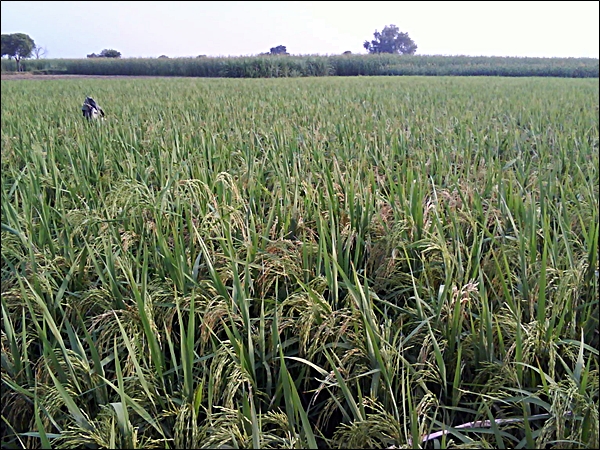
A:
1 25 417 73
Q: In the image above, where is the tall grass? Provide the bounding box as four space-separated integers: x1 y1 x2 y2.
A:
2 54 598 78
1 75 599 448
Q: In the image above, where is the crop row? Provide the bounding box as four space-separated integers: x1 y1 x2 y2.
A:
2 54 598 78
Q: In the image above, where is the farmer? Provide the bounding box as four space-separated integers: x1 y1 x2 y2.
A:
82 97 105 120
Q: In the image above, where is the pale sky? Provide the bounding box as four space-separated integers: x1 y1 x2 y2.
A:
1 1 599 59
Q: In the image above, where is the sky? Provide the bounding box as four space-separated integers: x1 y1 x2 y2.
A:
1 1 599 59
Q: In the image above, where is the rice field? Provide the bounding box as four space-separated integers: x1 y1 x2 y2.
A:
1 75 599 448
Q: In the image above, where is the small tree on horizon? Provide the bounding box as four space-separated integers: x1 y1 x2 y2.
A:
269 45 289 55
99 49 121 58
87 49 122 58
363 24 417 55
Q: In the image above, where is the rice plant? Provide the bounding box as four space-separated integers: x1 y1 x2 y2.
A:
1 75 598 448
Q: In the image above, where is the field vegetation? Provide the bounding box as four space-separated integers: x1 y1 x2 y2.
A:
1 75 599 448
2 54 599 78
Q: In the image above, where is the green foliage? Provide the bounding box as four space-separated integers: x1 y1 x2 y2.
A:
2 54 598 77
1 76 598 449
100 49 121 58
1 33 35 71
269 45 289 55
364 24 417 55
87 49 122 59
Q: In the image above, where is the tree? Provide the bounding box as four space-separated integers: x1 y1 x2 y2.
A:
0 34 8 58
269 45 289 55
363 24 417 55
1 33 36 71
33 44 48 59
87 49 121 58
99 49 121 58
